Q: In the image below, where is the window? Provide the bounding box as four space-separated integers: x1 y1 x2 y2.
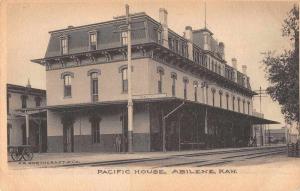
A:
247 101 250 114
64 75 72 97
183 77 189 99
158 31 162 44
7 93 10 114
157 67 164 93
35 96 41 107
193 81 198 102
243 100 245 113
121 32 128 45
232 96 235 111
21 95 27 108
89 32 97 50
122 68 128 92
168 38 173 49
91 119 100 144
226 94 229 109
219 90 223 108
60 38 68 55
237 98 241 112
211 88 216 106
171 73 177 96
91 72 99 102
7 123 11 145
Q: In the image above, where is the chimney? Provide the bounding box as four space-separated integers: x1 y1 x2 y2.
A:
232 58 237 69
185 26 193 41
159 8 168 48
242 65 247 75
219 42 225 60
185 26 194 61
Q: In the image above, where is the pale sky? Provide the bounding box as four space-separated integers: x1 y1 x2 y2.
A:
5 0 296 127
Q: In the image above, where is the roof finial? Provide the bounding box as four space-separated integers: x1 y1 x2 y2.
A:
26 78 31 88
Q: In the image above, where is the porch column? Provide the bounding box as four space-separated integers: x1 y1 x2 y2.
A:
162 109 166 152
25 113 29 145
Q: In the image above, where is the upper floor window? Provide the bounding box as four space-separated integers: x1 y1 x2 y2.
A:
183 77 189 100
89 32 97 50
122 68 128 92
121 32 128 46
35 96 41 107
91 72 99 102
158 31 162 44
171 72 177 96
237 98 241 112
247 101 250 114
60 37 68 55
232 96 235 111
211 88 216 106
243 100 245 113
64 75 72 97
219 90 223 108
7 93 11 114
168 38 173 50
226 93 229 109
193 81 198 102
21 95 27 108
157 67 164 94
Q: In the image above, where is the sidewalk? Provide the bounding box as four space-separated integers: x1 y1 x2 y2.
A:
7 144 285 169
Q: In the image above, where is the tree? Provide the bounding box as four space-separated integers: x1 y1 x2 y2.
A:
262 5 299 128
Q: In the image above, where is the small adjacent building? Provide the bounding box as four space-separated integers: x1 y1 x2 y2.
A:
31 8 278 153
7 83 47 152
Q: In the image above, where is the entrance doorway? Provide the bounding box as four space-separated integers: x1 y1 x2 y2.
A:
63 122 74 152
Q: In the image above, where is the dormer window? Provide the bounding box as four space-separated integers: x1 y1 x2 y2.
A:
121 32 128 46
60 36 68 55
89 31 97 51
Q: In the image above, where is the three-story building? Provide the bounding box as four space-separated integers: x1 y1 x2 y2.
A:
32 8 277 152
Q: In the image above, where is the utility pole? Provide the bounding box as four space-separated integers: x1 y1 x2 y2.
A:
126 4 133 153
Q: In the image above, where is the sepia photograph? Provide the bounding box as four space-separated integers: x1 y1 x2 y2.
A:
0 0 299 190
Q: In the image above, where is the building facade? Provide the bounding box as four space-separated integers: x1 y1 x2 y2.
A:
7 83 47 152
32 8 276 152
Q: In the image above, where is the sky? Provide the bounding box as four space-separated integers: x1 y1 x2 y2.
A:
5 0 297 127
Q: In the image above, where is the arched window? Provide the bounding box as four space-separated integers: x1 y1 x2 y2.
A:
193 81 198 102
90 72 99 102
247 101 251 114
63 75 72 97
211 88 216 106
157 67 165 93
219 90 223 108
226 93 229 109
232 96 235 111
122 68 128 92
237 97 241 112
183 77 189 99
171 72 177 96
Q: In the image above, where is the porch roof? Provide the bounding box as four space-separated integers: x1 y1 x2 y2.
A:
17 97 279 125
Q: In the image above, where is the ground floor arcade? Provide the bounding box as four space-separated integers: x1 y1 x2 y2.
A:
43 98 277 153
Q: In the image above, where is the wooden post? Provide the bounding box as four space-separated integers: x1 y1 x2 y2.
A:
178 114 181 152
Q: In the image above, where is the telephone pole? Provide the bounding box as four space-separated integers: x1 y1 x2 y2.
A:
125 4 134 153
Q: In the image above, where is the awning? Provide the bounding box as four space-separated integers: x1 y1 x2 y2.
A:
17 97 279 125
